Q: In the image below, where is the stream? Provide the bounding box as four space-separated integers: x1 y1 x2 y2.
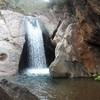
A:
8 74 100 100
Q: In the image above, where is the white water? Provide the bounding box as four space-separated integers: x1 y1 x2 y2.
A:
24 16 49 75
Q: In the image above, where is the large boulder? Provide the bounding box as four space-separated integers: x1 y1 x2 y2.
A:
0 10 25 76
0 79 38 100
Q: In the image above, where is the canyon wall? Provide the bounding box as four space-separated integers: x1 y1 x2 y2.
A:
50 0 100 78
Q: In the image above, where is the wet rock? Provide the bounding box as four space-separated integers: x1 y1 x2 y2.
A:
0 10 25 76
0 79 38 100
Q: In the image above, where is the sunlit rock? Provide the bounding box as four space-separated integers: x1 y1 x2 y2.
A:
0 10 25 76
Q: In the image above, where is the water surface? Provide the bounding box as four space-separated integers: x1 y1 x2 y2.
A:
9 74 100 100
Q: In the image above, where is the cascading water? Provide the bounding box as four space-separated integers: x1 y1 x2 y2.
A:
24 16 49 75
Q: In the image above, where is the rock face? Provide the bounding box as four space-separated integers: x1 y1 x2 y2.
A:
73 0 100 74
0 79 38 100
0 10 25 76
50 0 100 78
50 24 87 78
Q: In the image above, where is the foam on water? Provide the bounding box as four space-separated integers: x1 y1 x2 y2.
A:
26 68 49 76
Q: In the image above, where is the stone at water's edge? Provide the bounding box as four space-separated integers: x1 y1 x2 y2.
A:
0 79 38 100
0 10 25 76
0 87 13 100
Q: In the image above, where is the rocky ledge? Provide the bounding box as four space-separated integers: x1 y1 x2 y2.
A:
0 79 38 100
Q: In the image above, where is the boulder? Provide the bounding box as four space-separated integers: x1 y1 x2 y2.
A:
0 10 25 76
0 79 38 100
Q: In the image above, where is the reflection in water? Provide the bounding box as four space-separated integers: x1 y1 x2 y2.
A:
10 75 100 100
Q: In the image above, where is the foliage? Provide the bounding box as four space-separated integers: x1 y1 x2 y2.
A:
95 76 100 80
92 74 100 81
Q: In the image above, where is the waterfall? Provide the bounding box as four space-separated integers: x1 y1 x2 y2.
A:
24 16 49 75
